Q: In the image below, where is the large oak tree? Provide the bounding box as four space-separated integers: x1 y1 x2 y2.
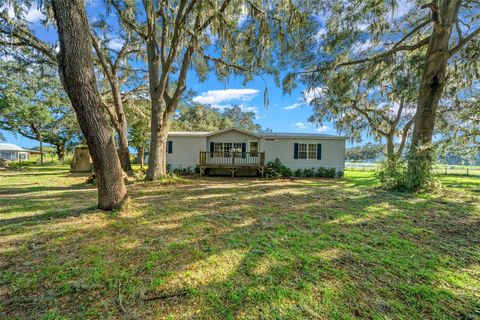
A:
291 0 480 190
110 0 309 180
0 3 145 174
0 61 81 161
51 0 127 210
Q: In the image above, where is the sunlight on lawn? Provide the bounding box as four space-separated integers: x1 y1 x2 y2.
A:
0 165 479 319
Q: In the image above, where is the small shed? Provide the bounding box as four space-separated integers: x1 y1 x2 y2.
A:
70 145 93 173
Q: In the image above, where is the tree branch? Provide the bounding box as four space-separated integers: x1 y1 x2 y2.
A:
335 37 430 68
449 25 480 56
108 0 147 39
0 12 57 64
203 54 249 72
396 116 415 158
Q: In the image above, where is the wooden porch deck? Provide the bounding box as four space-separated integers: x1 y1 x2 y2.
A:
199 151 265 177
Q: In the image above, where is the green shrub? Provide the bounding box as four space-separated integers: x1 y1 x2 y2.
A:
172 167 194 175
265 158 293 177
293 169 303 177
303 168 316 177
0 159 26 171
314 167 336 178
404 148 442 192
376 155 409 190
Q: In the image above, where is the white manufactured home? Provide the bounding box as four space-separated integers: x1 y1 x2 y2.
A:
164 128 346 177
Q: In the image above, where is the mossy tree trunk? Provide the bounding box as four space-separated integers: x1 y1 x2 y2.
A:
407 0 462 190
52 0 127 210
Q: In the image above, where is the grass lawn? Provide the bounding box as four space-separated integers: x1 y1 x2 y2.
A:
1 164 479 319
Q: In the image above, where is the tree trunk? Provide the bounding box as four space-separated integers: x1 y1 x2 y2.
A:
407 0 462 188
116 119 133 174
55 143 66 162
138 144 145 168
146 98 170 180
90 32 133 175
52 0 127 210
111 74 133 175
386 134 395 159
39 136 44 165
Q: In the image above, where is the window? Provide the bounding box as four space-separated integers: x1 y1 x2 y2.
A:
224 142 232 157
250 141 258 157
233 143 242 157
298 143 307 159
166 141 173 154
297 143 317 159
214 142 223 157
0 152 11 160
212 142 246 157
308 144 317 159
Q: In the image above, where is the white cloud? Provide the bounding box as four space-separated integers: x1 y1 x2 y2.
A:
284 102 303 110
193 88 259 105
294 122 307 129
390 0 415 21
108 38 124 50
315 27 327 42
304 87 326 103
25 6 44 23
353 39 372 54
1 4 44 23
1 55 15 62
284 87 326 110
238 5 248 26
1 4 15 18
316 125 330 132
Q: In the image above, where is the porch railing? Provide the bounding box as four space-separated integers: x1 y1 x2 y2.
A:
199 151 265 167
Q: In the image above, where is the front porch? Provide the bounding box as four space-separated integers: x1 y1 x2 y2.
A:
199 151 266 177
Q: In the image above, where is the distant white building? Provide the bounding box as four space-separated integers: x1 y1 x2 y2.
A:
0 143 33 161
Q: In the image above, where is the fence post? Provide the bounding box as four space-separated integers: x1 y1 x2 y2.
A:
445 167 447 175
467 168 469 176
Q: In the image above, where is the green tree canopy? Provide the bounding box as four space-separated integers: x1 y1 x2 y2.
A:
0 61 81 160
171 103 262 132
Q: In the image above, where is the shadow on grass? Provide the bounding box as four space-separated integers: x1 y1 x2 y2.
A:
0 183 94 196
0 175 479 319
0 205 99 227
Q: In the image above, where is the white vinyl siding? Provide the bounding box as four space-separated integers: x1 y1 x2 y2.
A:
164 129 345 175
262 138 345 172
165 136 206 170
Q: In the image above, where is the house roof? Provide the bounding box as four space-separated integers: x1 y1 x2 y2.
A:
261 132 345 140
205 127 262 138
168 128 345 140
168 131 211 137
0 143 32 152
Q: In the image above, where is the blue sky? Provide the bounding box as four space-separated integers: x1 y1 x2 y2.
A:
1 1 372 149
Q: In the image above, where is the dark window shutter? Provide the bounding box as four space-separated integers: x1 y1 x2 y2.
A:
210 142 214 152
168 141 173 154
294 143 299 159
241 143 246 152
317 143 322 160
